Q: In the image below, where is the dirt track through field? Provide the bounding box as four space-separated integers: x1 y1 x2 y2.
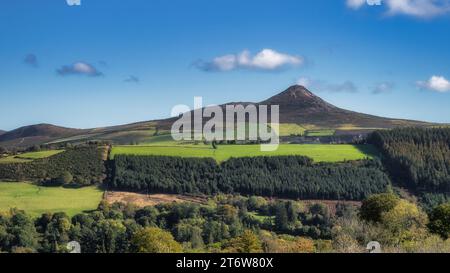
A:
105 191 207 207
104 191 361 216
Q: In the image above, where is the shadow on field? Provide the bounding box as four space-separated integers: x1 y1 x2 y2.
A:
354 144 381 160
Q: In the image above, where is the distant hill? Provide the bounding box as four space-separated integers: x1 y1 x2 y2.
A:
260 85 430 129
0 130 5 136
0 124 85 147
0 85 436 148
159 85 431 132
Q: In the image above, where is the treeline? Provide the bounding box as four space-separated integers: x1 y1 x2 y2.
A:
111 155 390 200
368 127 450 195
0 146 105 185
0 140 111 155
0 196 336 253
1 194 448 253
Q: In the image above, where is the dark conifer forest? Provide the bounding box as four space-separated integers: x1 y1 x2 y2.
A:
368 128 450 206
111 155 389 200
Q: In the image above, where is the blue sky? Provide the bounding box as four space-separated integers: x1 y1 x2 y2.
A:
1 0 450 130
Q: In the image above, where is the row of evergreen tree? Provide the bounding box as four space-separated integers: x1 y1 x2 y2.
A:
368 127 450 194
111 155 390 200
0 146 105 185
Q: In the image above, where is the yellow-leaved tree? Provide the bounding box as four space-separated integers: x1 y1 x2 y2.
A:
132 227 183 253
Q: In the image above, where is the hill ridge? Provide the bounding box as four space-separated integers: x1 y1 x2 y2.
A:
0 124 85 147
0 85 435 147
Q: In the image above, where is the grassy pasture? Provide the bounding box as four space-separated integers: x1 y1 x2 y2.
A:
16 150 64 159
0 182 103 217
111 143 378 163
0 150 64 164
305 129 336 137
278 123 306 136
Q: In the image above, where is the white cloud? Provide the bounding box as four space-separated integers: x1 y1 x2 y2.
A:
66 0 81 6
417 75 450 92
346 0 450 18
247 49 303 70
296 77 358 93
57 62 103 77
211 54 238 71
386 0 450 18
346 0 366 9
197 49 303 72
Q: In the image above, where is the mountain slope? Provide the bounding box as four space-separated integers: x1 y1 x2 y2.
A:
0 130 5 136
0 85 436 147
0 124 85 147
260 85 429 129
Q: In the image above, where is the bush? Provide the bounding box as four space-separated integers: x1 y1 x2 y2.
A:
360 193 399 223
132 227 183 253
428 202 450 239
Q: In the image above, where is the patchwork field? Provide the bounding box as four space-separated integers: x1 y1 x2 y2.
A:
0 182 103 217
111 144 378 162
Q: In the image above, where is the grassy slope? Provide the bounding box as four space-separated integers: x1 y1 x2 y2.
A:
111 144 378 163
0 150 64 164
278 123 306 136
0 182 103 217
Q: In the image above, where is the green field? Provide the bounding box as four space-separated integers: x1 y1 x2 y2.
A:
0 182 103 217
0 150 64 164
111 144 378 162
278 123 306 136
305 129 336 137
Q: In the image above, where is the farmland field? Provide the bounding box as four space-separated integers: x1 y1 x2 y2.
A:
278 123 306 136
0 150 64 163
111 144 378 162
0 182 103 217
305 129 336 137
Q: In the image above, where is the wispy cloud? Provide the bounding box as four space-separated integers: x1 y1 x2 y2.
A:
347 0 450 18
24 54 38 67
346 0 366 9
417 75 450 92
124 75 140 83
196 49 303 72
57 62 103 77
372 81 395 94
66 0 81 6
297 77 358 93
